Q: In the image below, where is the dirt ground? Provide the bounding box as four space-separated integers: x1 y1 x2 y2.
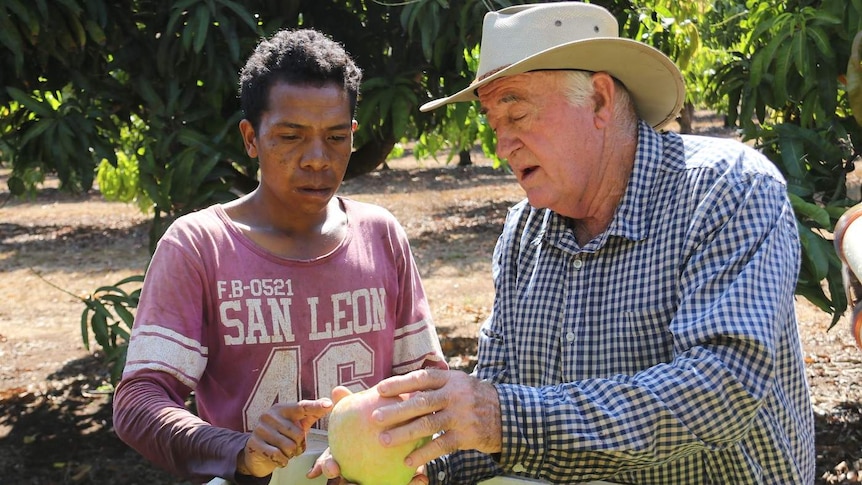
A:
2 112 862 484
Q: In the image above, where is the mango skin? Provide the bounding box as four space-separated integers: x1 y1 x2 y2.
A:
328 388 430 485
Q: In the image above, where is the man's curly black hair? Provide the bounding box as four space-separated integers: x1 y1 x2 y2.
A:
238 29 363 130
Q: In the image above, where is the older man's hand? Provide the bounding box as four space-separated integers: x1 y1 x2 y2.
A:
373 369 502 467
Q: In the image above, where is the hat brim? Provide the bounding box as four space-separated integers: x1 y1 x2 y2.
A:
420 38 685 129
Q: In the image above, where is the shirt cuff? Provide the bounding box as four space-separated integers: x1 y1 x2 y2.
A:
494 383 546 476
426 455 451 485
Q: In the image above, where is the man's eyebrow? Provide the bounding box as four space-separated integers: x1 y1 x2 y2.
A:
479 93 520 116
273 121 353 130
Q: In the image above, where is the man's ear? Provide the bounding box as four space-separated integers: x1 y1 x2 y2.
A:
590 72 616 128
238 118 258 158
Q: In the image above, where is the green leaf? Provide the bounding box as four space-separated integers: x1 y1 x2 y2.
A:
65 12 87 48
0 9 24 73
788 193 830 227
80 310 91 351
806 26 832 58
798 224 830 282
89 304 111 348
793 27 807 78
84 19 106 45
135 78 165 113
795 279 832 313
113 304 136 327
192 4 210 53
391 96 410 140
19 119 55 147
776 129 806 179
6 87 53 118
215 0 259 31
773 41 793 102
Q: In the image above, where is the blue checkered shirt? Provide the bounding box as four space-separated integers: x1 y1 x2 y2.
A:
427 122 815 484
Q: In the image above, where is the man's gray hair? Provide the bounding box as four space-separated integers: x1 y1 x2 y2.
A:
561 71 637 129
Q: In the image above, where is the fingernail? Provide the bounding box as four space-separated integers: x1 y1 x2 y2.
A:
380 431 391 445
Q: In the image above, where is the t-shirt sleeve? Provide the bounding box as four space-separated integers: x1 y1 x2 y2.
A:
113 372 261 483
370 207 448 374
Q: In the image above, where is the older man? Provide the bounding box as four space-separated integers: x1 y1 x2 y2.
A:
350 3 814 485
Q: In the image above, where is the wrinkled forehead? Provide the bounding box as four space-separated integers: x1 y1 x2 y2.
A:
477 71 562 112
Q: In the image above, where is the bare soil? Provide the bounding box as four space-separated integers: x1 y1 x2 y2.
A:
1 112 862 484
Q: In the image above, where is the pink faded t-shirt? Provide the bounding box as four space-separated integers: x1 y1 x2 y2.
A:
114 197 446 482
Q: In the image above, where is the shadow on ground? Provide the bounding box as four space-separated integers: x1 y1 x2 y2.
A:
0 354 187 485
2 347 861 484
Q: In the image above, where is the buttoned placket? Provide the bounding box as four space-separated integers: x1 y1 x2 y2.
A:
560 251 587 379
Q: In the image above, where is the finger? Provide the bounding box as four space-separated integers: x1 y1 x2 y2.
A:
253 418 308 461
403 432 460 469
306 457 324 479
308 447 341 480
376 369 448 397
407 465 429 485
372 389 447 431
292 398 334 419
331 385 352 404
259 412 306 441
320 456 342 479
378 405 445 452
278 399 333 433
408 474 430 485
245 437 293 469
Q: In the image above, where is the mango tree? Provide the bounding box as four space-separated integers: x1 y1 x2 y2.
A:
710 0 862 326
4 0 861 379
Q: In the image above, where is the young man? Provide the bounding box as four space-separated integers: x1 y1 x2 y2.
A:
112 28 446 484
349 3 814 485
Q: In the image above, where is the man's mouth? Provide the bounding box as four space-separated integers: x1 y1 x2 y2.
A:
298 186 332 196
520 166 539 179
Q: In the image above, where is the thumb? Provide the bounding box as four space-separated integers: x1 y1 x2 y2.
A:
331 385 353 404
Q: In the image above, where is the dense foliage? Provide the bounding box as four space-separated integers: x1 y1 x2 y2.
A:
2 0 861 378
710 0 862 324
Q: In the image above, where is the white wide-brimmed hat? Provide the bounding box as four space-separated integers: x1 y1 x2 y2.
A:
419 2 686 129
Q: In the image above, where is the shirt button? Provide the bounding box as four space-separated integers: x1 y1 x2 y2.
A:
437 471 446 481
566 332 575 342
512 463 527 473
573 258 583 270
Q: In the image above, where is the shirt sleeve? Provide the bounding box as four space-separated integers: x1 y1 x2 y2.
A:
387 215 449 374
113 372 263 484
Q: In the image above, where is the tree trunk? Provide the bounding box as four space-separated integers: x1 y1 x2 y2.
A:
677 101 695 134
345 136 396 179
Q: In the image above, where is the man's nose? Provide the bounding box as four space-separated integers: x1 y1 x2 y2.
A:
494 129 519 161
301 138 330 169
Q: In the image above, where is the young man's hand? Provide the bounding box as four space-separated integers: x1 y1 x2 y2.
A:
236 398 332 478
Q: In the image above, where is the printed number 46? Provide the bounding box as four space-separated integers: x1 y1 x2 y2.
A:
242 339 375 429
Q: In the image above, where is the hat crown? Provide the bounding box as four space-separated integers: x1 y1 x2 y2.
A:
476 2 619 81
